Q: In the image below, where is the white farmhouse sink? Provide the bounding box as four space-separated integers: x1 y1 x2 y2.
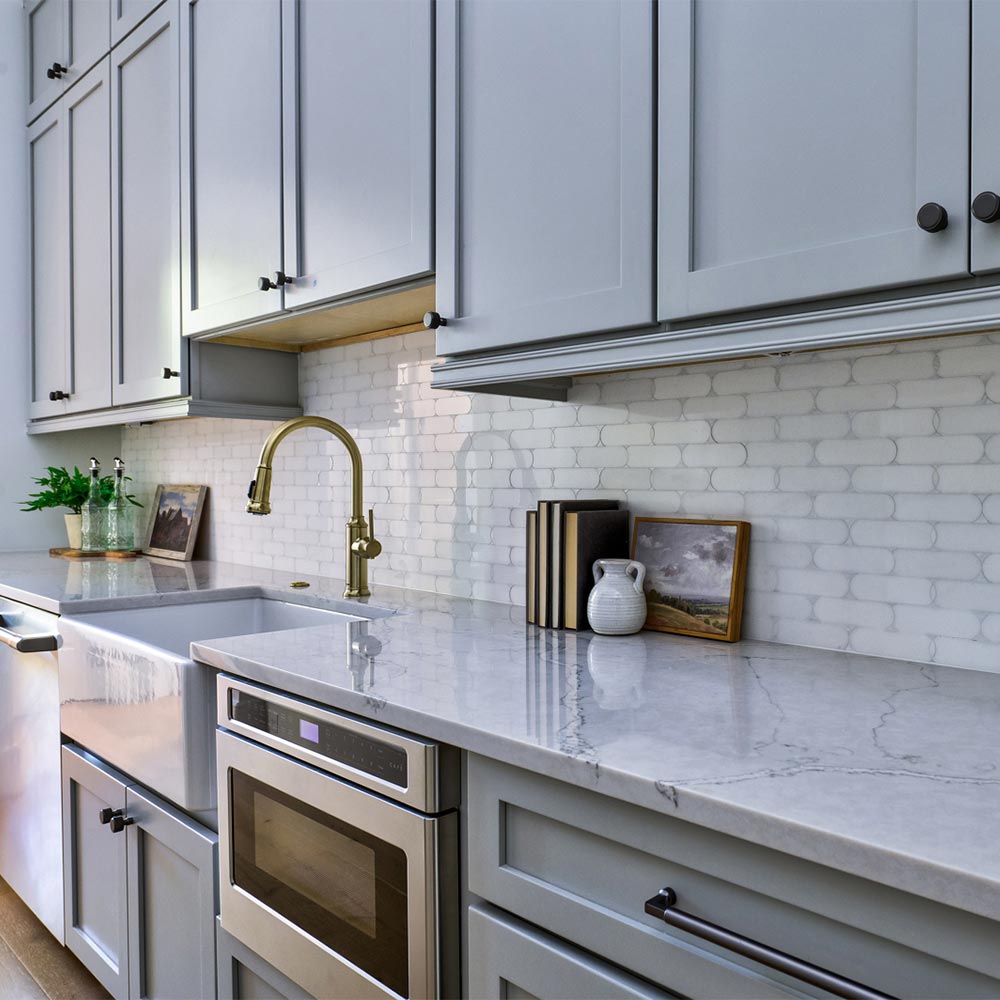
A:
58 597 381 815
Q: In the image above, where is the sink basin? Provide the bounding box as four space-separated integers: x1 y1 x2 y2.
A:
57 597 379 815
72 597 372 656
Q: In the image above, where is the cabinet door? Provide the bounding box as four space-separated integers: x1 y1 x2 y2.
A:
111 1 183 407
180 0 284 337
468 905 676 1000
69 0 111 75
659 0 970 320
217 920 314 1000
112 0 165 46
282 0 432 311
125 784 217 1000
27 104 69 420
26 0 66 123
66 57 113 414
971 0 1000 273
434 0 655 356
62 746 130 1000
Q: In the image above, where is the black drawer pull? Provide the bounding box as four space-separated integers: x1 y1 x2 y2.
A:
644 888 897 1000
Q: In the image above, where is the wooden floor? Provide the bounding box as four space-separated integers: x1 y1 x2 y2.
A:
0 878 109 999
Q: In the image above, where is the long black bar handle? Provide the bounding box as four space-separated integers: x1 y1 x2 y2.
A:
644 889 897 1000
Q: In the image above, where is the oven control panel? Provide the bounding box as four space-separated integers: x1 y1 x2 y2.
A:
229 689 408 788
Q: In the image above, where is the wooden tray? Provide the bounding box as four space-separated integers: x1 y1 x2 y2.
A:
50 548 142 560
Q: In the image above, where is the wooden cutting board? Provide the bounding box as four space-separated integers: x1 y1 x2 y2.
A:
49 548 142 560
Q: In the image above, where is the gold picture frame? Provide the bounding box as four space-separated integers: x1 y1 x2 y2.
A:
630 517 750 642
142 485 208 561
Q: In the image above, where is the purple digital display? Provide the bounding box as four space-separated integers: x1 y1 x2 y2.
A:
299 719 320 744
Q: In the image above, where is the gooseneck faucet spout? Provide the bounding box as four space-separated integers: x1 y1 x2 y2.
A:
246 416 382 598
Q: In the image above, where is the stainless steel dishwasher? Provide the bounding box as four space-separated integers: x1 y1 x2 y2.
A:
0 599 63 941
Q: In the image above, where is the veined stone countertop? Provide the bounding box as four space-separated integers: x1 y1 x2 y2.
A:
2 551 998 922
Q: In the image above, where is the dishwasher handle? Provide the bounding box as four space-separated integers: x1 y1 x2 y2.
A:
644 888 897 1000
0 625 61 654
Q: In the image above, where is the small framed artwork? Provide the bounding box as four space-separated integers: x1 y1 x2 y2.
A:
631 517 750 642
143 485 208 561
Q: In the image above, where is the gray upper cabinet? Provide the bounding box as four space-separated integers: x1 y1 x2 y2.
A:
27 102 69 421
179 0 285 338
111 0 165 47
282 0 433 312
66 58 113 414
659 0 971 321
27 57 112 421
434 0 655 357
971 0 1000 274
26 0 110 123
111 0 183 407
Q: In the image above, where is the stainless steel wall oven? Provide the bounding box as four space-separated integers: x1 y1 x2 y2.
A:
217 676 460 1000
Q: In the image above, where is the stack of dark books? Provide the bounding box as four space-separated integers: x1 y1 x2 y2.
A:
525 499 629 628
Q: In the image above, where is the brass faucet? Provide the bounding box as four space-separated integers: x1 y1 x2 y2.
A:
247 416 382 598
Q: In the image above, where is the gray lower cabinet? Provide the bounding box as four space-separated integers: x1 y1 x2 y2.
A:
26 0 110 123
659 0 970 320
216 920 314 1000
433 0 655 357
62 745 219 1000
468 904 674 1000
466 755 1000 1000
110 0 184 408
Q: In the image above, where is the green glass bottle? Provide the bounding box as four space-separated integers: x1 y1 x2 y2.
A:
106 457 134 552
80 457 107 552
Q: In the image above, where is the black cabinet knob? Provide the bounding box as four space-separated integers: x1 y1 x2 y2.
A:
48 390 69 401
423 311 447 329
258 276 277 291
109 814 134 834
162 367 179 379
46 62 66 79
99 807 122 825
917 202 948 233
273 271 292 286
972 191 1000 224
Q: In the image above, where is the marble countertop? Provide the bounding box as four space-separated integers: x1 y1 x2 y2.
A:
2 551 998 922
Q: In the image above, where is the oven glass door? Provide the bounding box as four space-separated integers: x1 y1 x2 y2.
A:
230 768 410 997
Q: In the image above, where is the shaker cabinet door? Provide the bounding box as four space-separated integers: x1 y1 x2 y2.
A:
971 0 1000 274
26 0 66 123
434 0 655 356
62 747 130 1000
125 785 217 1000
179 0 284 337
27 104 69 420
65 58 114 414
111 1 184 407
659 0 971 320
282 0 433 312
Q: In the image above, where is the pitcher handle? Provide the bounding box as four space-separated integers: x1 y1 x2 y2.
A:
592 559 606 584
627 560 646 595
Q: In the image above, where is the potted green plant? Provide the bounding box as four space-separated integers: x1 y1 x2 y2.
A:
20 466 142 550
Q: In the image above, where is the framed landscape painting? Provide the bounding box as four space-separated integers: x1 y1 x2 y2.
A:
630 517 750 642
143 485 208 561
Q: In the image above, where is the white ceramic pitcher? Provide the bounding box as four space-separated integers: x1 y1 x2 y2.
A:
586 558 647 635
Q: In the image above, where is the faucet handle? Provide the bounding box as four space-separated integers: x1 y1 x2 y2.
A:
353 509 382 560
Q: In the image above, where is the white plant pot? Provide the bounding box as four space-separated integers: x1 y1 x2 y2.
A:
586 558 647 635
64 513 83 550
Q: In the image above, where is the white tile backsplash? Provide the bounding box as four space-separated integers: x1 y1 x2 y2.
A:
123 330 1000 672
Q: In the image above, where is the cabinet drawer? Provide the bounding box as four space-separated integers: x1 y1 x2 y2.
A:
467 755 1000 999
217 919 314 1000
468 904 674 1000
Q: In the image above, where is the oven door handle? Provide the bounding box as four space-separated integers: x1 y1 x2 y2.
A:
0 625 61 654
644 889 897 1000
